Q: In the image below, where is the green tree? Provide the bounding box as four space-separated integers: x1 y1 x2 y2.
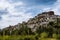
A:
18 24 33 35
11 29 19 35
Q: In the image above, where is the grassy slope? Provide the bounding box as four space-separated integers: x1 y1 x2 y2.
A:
0 35 58 40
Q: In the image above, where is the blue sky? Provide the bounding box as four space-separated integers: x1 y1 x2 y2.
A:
0 0 60 29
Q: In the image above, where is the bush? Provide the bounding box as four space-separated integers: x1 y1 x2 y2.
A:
40 32 48 38
53 34 60 39
53 33 57 38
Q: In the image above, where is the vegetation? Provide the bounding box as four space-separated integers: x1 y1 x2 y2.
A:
0 19 60 40
0 11 60 40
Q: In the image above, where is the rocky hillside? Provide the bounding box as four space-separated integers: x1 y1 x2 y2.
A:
2 11 60 32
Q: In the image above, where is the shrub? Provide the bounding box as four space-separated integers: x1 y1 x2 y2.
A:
40 32 48 38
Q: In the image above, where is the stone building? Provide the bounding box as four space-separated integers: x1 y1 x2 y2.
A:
27 11 60 32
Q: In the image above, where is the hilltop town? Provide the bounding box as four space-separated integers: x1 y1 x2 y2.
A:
0 11 60 40
3 11 60 32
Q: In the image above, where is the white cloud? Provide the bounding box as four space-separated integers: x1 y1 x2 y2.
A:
0 0 33 29
42 0 60 15
51 0 60 15
0 0 60 29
